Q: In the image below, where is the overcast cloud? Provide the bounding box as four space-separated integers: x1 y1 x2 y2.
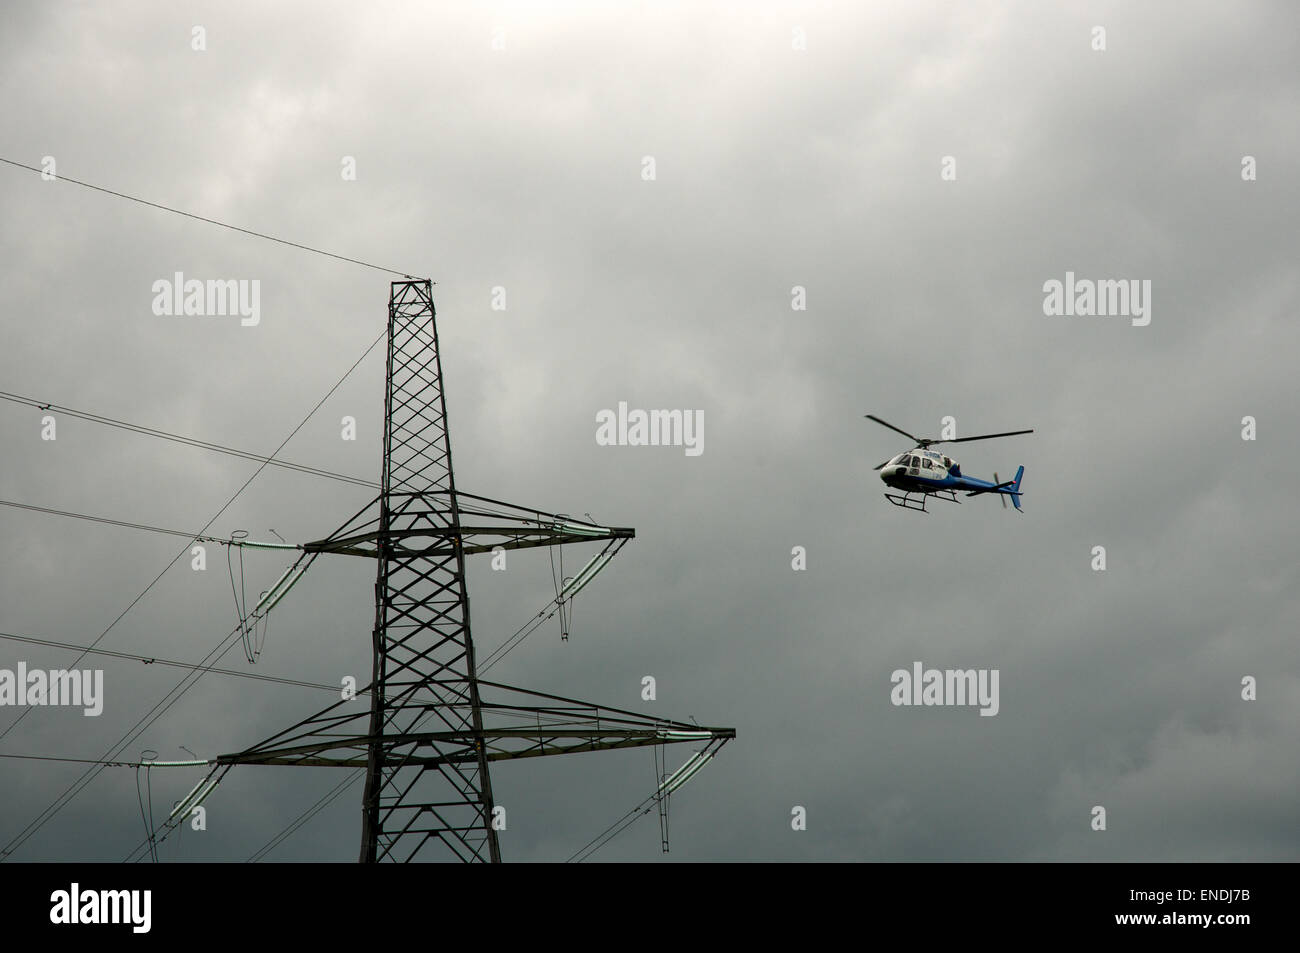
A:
0 0 1297 862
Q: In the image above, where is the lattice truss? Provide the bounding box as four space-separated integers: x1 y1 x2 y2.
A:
217 281 733 862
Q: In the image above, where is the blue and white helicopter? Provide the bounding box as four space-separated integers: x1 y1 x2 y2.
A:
865 414 1033 514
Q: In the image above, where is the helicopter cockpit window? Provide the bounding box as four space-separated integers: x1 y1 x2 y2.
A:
909 456 920 468
892 454 908 467
922 458 932 469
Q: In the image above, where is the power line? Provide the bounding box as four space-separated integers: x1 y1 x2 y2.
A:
124 765 234 864
0 389 378 489
245 770 362 863
0 499 247 543
0 330 385 860
0 622 248 859
0 628 358 696
565 740 729 862
0 327 381 746
566 797 657 863
0 156 422 279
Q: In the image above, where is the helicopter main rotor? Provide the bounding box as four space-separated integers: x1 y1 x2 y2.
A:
864 414 1033 469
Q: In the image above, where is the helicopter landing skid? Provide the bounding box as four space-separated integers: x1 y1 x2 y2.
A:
884 490 961 513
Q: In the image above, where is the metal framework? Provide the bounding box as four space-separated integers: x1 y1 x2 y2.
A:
219 280 733 862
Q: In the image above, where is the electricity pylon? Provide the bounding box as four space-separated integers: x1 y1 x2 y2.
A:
217 279 733 862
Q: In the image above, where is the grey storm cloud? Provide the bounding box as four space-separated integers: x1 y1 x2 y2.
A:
0 0 1296 862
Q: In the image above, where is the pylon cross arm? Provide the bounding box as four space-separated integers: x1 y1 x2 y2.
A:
301 491 634 559
304 523 634 559
218 726 734 769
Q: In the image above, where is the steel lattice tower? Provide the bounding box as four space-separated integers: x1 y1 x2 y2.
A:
217 280 733 862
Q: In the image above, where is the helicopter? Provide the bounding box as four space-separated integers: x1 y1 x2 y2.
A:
864 414 1033 514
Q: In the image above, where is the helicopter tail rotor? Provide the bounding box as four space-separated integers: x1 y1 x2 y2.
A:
1009 465 1025 513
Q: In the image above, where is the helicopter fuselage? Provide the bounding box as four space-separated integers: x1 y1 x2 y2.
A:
878 448 1010 496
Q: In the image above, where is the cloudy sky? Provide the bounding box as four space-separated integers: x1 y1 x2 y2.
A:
1 0 1296 863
